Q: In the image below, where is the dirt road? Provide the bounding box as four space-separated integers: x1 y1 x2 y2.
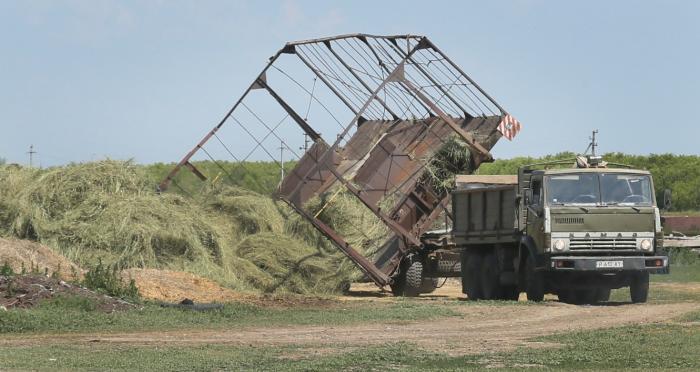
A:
3 281 698 355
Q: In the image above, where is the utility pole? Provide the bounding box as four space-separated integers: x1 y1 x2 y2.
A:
300 133 310 152
27 145 36 168
584 130 599 156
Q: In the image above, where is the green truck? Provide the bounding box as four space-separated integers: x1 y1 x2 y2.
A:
453 156 669 304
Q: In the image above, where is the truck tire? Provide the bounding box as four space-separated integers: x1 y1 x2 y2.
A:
500 285 520 301
558 290 573 304
460 248 469 294
481 250 501 300
630 272 649 303
463 250 483 300
573 289 597 304
596 288 611 302
525 256 544 302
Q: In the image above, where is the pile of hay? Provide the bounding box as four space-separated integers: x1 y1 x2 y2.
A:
0 161 386 295
421 136 473 195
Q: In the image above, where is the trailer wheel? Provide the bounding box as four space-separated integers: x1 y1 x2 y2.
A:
481 250 501 300
404 256 427 297
525 256 544 302
390 272 407 296
462 249 483 300
630 272 649 303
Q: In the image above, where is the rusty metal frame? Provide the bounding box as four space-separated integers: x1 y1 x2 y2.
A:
159 34 512 288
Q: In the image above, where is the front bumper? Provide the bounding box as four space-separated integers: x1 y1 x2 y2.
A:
548 255 668 274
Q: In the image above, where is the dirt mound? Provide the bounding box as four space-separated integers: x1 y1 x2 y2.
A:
0 238 82 280
0 275 133 312
122 268 249 303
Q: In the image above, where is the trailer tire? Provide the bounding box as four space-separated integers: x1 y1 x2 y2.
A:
630 272 649 303
463 250 483 300
390 272 406 296
404 257 425 297
525 256 544 302
481 250 501 300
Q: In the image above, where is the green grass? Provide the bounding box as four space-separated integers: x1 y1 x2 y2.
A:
0 296 459 334
652 265 700 283
1 322 698 371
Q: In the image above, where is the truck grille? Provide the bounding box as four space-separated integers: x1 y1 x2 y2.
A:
569 237 637 251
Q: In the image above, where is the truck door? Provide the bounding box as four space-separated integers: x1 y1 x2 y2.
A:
526 176 546 253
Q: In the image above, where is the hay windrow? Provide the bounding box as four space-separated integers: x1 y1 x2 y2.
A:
0 161 388 294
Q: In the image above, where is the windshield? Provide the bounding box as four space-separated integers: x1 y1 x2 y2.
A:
600 173 653 205
546 173 653 206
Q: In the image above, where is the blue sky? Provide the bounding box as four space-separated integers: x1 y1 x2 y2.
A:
1 0 698 167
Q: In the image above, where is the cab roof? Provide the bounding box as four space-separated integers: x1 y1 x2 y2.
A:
535 168 651 175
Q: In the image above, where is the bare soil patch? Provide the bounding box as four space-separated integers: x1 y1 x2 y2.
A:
0 238 81 280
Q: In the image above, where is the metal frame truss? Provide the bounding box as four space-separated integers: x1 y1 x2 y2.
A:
160 34 512 287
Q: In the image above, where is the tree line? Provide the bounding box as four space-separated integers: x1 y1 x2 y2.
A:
146 153 699 211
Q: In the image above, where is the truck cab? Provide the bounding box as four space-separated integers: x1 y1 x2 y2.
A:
454 156 669 303
518 160 668 303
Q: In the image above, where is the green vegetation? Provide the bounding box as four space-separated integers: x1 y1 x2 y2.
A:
0 296 458 334
478 152 700 211
82 260 140 301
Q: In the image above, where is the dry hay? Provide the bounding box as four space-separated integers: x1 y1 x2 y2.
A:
0 161 388 295
0 238 82 280
0 161 223 271
122 268 249 303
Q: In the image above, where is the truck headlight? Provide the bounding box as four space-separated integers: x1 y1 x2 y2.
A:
640 239 653 251
553 239 567 252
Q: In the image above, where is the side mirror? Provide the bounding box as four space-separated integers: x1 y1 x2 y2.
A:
523 190 532 205
663 189 672 211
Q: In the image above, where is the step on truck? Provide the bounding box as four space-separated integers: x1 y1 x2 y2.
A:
453 156 669 303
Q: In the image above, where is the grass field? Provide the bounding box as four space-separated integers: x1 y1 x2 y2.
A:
1 317 698 371
1 263 698 371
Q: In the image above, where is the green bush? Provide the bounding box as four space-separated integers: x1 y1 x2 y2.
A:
82 260 139 301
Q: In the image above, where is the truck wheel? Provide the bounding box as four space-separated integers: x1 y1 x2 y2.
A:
500 285 520 301
481 250 501 300
596 288 611 302
463 250 483 300
525 256 544 302
630 272 649 303
573 289 597 304
558 290 574 304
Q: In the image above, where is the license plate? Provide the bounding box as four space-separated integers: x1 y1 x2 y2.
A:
596 260 623 268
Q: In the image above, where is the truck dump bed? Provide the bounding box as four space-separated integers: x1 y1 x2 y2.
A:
452 175 519 245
